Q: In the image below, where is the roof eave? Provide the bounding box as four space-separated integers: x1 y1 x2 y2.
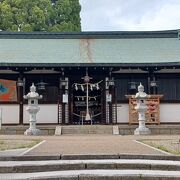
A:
0 29 179 39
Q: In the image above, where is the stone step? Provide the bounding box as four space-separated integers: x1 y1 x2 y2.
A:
60 125 113 135
1 159 180 173
1 154 180 161
1 169 180 180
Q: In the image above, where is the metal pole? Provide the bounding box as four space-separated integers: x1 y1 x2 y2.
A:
85 82 91 121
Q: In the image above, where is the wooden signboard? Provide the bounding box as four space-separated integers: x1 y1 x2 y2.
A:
126 95 163 125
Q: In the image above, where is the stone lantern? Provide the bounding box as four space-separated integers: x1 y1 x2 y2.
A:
24 83 42 136
134 83 151 135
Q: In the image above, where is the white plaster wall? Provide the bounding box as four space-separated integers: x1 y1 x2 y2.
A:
116 104 129 123
2 103 179 124
117 103 180 123
160 104 180 123
0 105 19 124
23 104 58 124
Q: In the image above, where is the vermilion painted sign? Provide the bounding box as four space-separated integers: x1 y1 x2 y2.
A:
0 79 17 101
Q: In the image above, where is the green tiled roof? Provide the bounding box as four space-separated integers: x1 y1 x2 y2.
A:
0 31 179 65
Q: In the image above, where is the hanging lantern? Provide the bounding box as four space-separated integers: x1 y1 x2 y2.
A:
108 78 115 86
128 82 137 90
17 78 24 87
36 81 48 91
150 81 158 87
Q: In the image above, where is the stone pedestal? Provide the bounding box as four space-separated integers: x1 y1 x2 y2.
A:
134 120 151 135
134 128 151 135
24 128 41 136
24 109 41 135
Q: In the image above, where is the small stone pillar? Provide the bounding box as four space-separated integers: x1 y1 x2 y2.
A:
134 83 151 135
24 83 42 136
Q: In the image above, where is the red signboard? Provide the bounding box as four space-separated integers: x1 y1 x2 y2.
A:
0 79 17 102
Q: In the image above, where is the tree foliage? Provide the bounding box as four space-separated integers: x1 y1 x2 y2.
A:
0 0 81 32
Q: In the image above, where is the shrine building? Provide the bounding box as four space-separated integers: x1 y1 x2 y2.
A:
0 30 180 125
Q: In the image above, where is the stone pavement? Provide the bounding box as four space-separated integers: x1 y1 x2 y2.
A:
1 135 180 179
0 134 179 156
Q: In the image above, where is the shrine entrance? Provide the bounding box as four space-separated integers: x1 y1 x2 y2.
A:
59 68 117 125
70 72 104 125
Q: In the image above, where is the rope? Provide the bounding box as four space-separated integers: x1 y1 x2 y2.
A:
72 80 103 87
73 112 101 118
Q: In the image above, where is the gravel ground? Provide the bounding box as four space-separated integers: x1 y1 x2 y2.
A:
0 139 41 151
140 139 180 155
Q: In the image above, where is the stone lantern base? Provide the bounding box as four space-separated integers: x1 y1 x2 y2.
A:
24 128 41 136
134 127 151 135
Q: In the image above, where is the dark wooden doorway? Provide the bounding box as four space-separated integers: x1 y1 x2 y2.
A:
70 78 104 125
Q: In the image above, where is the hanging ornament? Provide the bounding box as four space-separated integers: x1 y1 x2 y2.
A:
96 83 99 90
81 85 84 91
90 84 93 91
75 84 78 91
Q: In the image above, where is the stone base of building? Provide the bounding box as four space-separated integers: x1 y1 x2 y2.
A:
134 127 151 135
24 128 41 136
1 124 180 136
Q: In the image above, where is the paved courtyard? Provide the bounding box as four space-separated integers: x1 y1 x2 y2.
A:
0 134 179 156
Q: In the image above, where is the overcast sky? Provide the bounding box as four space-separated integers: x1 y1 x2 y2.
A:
79 0 180 31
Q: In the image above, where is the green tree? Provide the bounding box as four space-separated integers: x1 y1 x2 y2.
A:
0 0 81 32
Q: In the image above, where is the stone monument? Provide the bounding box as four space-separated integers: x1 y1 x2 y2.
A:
134 83 151 135
24 83 42 136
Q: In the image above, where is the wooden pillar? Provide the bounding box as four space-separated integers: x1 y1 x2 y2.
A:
105 73 116 124
17 75 24 125
108 79 116 124
113 86 118 124
148 69 157 94
109 85 113 124
111 85 117 124
58 78 62 124
59 78 65 124
59 77 69 124
101 87 106 124
64 78 69 124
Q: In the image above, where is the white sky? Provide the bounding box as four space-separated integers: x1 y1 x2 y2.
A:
79 0 180 31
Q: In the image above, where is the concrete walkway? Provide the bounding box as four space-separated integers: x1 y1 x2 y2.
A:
1 135 180 179
0 134 179 156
